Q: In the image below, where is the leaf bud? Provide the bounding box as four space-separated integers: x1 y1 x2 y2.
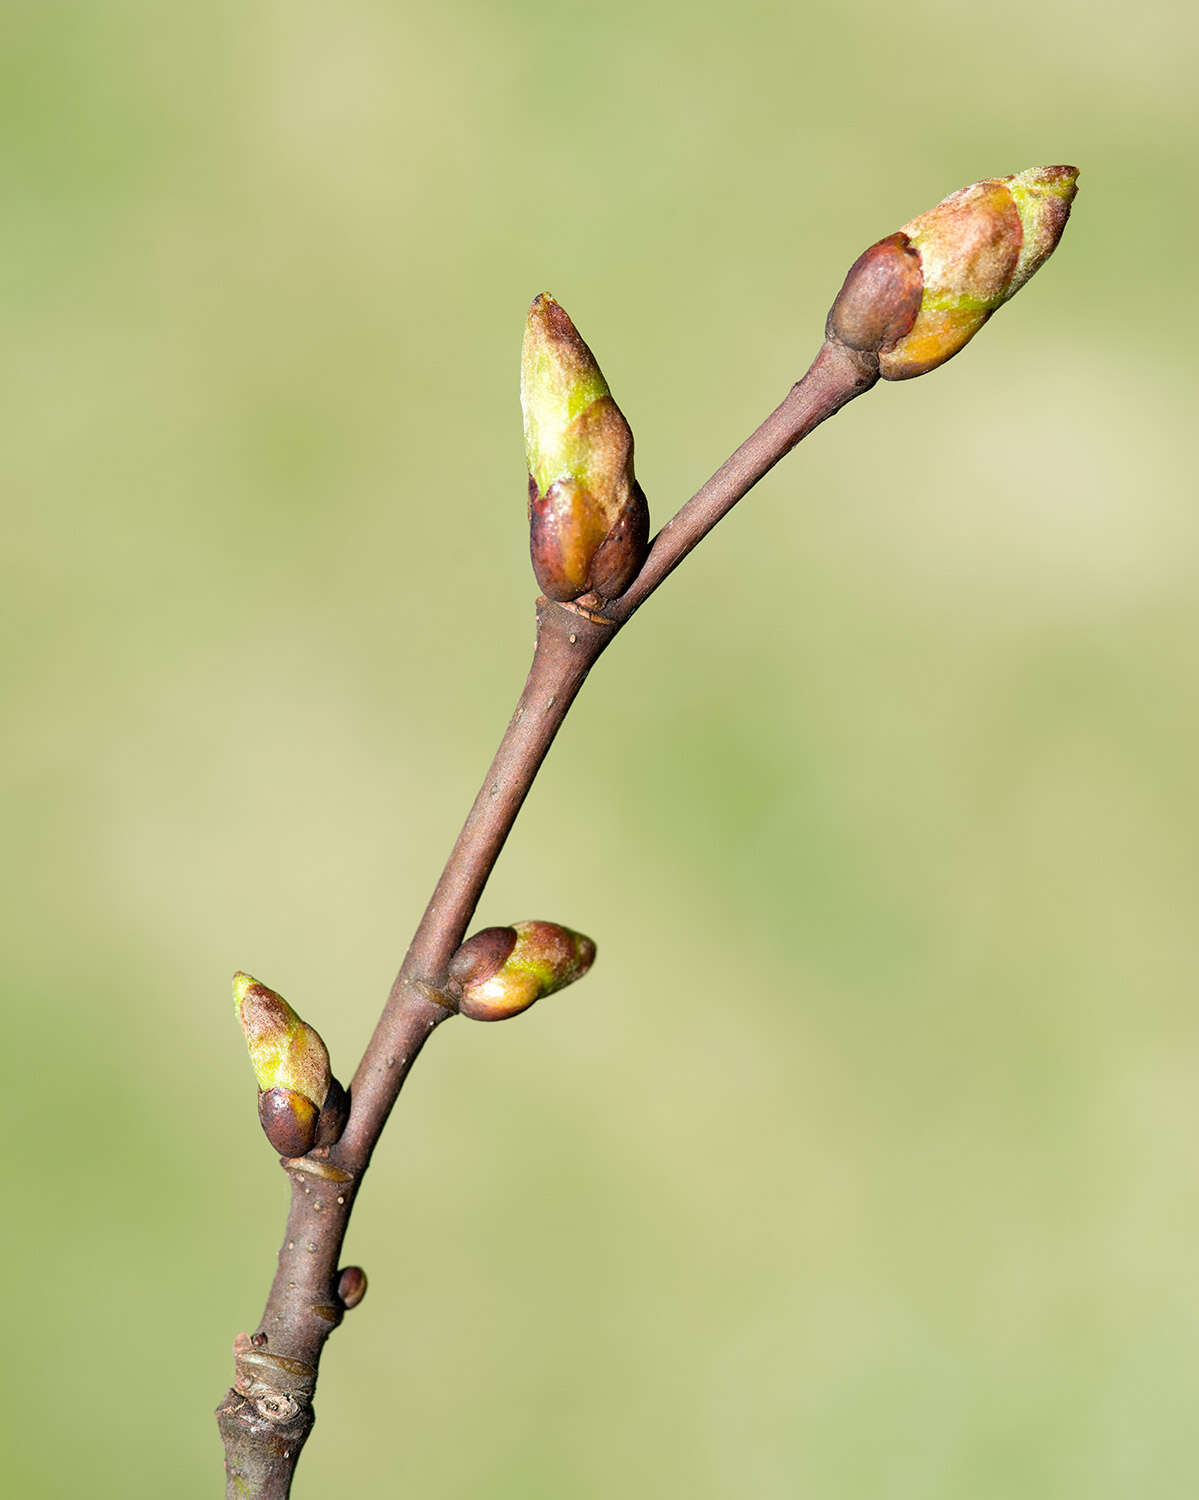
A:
448 920 596 1022
828 166 1078 379
234 973 332 1155
337 1266 368 1310
521 294 649 602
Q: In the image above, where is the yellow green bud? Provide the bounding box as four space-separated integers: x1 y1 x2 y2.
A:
234 973 338 1155
521 294 649 602
448 920 597 1022
829 166 1078 380
234 973 331 1104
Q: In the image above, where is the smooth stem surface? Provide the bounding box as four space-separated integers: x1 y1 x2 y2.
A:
217 335 877 1498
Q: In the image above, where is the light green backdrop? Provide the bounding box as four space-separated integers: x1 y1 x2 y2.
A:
5 1 1197 1496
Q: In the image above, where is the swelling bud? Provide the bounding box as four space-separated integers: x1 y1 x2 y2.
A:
521 294 649 602
233 972 344 1156
828 165 1078 379
448 920 597 1022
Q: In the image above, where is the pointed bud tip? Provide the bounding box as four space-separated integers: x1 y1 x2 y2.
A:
1014 164 1079 193
527 292 576 342
869 163 1080 381
233 973 332 1110
1005 165 1079 298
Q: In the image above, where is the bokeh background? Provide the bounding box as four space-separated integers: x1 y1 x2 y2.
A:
5 2 1197 1495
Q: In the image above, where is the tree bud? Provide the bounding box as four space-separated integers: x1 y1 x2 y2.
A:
521 294 649 602
448 920 596 1022
337 1266 368 1310
828 166 1078 380
234 972 332 1155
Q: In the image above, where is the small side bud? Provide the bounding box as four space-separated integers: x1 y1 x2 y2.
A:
828 166 1079 380
521 294 649 603
449 920 596 1022
234 973 332 1155
337 1266 368 1310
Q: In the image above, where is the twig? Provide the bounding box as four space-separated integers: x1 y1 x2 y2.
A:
216 156 1078 1499
215 336 877 1496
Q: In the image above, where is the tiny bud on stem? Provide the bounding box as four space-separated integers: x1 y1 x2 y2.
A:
337 1266 368 1310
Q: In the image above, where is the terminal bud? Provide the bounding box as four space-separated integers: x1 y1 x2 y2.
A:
828 165 1078 378
522 294 649 602
448 920 596 1022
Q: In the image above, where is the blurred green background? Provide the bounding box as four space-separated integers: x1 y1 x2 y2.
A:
4 1 1197 1495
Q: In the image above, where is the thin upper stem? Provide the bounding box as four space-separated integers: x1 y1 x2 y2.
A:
339 598 615 1166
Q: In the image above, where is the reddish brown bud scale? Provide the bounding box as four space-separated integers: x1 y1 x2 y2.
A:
447 925 519 991
258 1087 320 1158
337 1266 368 1309
586 481 650 599
313 1076 350 1149
827 233 923 354
529 475 612 602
